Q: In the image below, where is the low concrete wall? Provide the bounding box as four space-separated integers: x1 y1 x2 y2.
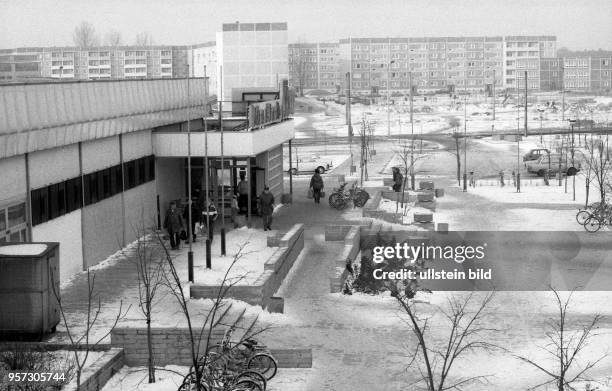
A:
110 327 311 368
190 224 305 311
64 348 124 391
330 226 361 293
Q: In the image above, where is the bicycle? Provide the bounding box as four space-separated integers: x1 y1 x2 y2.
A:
328 183 370 210
576 201 612 226
211 328 278 381
178 369 263 391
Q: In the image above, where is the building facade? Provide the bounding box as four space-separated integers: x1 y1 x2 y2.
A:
539 58 564 91
287 35 558 95
0 79 294 283
288 42 341 93
0 45 192 82
562 53 612 92
216 22 289 107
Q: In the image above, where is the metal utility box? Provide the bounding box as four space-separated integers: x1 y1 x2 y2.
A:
0 243 60 337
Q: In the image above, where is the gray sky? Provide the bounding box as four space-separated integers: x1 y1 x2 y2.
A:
1 0 611 49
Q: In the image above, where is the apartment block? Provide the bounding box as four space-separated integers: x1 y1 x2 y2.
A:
190 42 217 96
561 53 612 92
289 42 341 93
0 45 190 82
539 58 563 91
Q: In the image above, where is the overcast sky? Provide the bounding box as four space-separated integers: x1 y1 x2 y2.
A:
1 0 611 50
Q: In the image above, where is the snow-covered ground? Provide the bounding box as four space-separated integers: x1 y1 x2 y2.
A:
297 93 612 138
194 227 276 285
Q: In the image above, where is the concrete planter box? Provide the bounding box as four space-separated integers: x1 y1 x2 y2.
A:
417 192 434 202
413 213 433 223
416 200 436 211
437 223 449 233
191 224 304 311
419 181 434 190
435 188 445 198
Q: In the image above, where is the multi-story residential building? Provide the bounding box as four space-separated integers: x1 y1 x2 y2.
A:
216 22 289 109
190 42 217 96
0 45 191 82
289 42 341 93
562 53 612 92
291 35 556 95
539 58 564 91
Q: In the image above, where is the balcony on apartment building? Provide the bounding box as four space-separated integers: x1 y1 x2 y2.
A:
153 86 295 158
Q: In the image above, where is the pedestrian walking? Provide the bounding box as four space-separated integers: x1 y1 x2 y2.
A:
258 186 275 231
392 167 404 192
163 202 184 250
469 171 476 187
499 170 505 187
309 169 325 204
182 197 201 243
237 172 249 215
201 199 218 242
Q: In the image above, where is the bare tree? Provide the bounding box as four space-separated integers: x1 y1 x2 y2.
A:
51 269 129 390
105 29 123 46
447 116 464 187
289 43 308 97
73 21 99 47
393 140 425 220
155 233 271 391
582 135 612 206
390 287 497 391
513 288 608 391
135 32 154 46
127 222 167 384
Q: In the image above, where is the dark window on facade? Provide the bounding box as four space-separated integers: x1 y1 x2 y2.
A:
147 156 155 182
102 168 112 198
137 158 146 186
111 164 123 195
48 182 66 219
31 187 49 226
66 177 82 213
125 160 136 189
84 172 100 205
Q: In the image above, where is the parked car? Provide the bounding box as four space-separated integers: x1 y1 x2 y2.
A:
526 153 581 176
286 155 331 175
522 148 550 162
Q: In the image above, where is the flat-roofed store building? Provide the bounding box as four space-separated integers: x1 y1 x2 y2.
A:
0 78 294 283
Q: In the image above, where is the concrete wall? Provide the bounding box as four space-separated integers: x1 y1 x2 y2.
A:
32 210 83 281
190 224 304 310
29 144 79 188
0 155 26 201
111 327 312 368
156 157 184 214
81 194 124 268
123 181 157 242
81 136 120 174
122 130 152 161
63 349 124 391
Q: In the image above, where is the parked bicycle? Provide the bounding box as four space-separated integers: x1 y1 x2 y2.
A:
576 201 612 232
213 327 277 380
328 182 370 210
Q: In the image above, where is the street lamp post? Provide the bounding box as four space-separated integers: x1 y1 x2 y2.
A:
463 95 467 192
186 66 194 282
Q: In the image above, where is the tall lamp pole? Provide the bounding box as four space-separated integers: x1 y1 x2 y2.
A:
204 67 212 269
219 65 226 256
463 95 467 192
186 66 194 282
387 40 391 137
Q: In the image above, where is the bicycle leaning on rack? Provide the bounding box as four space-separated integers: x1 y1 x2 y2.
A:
179 327 276 391
576 201 612 232
328 182 370 210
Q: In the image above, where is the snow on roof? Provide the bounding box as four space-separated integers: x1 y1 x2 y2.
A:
0 243 48 256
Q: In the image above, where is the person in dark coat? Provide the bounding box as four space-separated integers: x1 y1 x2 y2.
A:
163 202 184 250
309 169 325 204
258 186 275 231
392 167 404 192
237 172 249 215
182 198 201 242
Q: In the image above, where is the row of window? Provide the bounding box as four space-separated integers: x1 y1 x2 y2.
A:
31 155 155 226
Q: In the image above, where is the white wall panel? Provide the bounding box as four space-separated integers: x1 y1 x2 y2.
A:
81 136 120 174
29 144 79 189
32 210 83 283
0 155 26 201
122 130 153 161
